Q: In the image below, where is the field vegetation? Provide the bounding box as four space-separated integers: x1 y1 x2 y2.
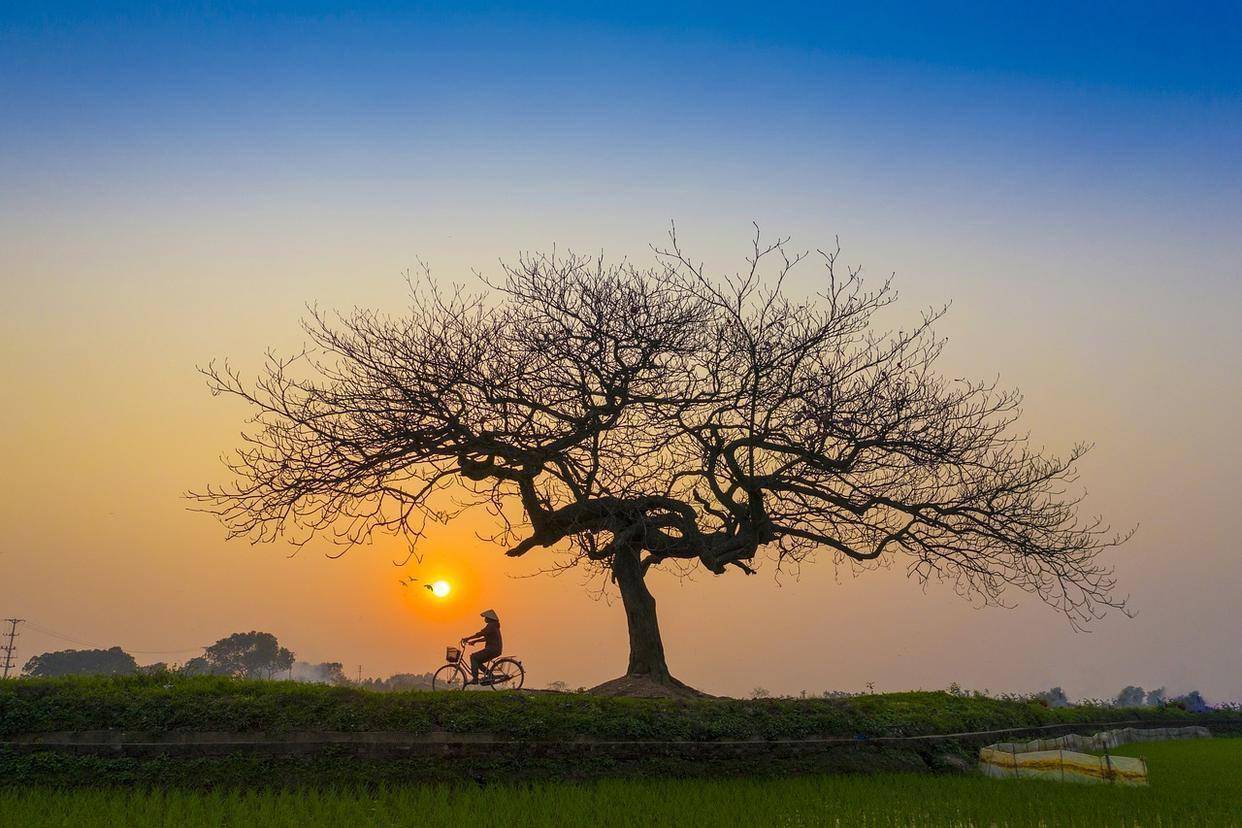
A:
3 676 1231 742
1 737 1238 826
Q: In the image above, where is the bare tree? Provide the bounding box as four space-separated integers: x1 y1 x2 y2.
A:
193 228 1128 694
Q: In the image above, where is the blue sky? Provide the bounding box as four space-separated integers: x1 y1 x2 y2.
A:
5 3 1238 182
5 2 1239 253
4 2 1240 92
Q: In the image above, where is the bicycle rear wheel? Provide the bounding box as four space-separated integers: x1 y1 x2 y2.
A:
432 664 466 691
487 657 525 690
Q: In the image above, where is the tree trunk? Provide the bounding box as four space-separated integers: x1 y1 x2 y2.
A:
611 546 671 681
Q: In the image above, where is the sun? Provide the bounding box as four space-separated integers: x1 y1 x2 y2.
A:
429 579 451 598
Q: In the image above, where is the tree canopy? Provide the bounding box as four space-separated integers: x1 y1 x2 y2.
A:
195 229 1128 691
22 646 138 678
184 631 294 679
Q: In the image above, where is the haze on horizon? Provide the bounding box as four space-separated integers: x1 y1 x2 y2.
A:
2 2 1240 701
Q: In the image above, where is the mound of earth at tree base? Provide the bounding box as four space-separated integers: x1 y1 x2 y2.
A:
588 674 713 699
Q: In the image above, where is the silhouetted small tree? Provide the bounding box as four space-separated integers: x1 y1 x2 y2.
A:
1115 685 1146 707
1039 686 1071 708
22 647 138 677
1172 690 1209 713
195 228 1129 692
180 656 218 676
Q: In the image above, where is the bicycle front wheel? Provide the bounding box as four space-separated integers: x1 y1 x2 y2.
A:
488 657 525 690
432 664 467 691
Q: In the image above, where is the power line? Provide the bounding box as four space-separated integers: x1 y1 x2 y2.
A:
1 619 23 679
21 621 207 656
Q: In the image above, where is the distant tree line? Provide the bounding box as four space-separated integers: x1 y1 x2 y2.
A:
19 630 414 688
358 672 437 692
21 646 139 678
13 642 1224 709
717 683 1221 710
1107 685 1210 713
1027 685 1210 712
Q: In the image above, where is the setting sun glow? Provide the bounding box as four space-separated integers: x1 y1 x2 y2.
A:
429 580 451 598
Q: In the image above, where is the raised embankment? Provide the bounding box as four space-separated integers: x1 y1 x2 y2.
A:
3 677 1237 786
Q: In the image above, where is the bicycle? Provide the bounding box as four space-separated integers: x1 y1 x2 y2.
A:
432 639 525 691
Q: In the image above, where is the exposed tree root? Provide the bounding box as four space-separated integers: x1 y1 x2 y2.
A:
588 673 713 699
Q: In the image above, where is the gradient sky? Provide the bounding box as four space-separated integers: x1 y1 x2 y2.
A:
2 3 1240 700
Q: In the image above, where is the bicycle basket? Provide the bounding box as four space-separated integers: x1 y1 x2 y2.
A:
445 645 461 662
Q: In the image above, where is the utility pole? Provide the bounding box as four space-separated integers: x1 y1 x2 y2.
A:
357 664 362 684
1 619 23 679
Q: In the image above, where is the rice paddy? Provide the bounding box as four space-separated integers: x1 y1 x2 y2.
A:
1 736 1238 826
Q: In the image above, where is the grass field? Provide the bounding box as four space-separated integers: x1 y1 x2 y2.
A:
1 736 1238 826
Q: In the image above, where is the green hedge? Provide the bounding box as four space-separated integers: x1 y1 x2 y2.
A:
0 746 947 788
1 676 1231 741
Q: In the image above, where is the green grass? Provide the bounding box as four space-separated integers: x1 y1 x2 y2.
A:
2 675 1228 741
1 737 1239 826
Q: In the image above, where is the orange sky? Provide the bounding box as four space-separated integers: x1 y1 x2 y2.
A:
3 211 1239 701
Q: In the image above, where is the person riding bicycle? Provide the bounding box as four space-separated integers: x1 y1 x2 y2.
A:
462 609 503 685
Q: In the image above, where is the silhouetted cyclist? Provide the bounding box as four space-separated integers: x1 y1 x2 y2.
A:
462 609 502 685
